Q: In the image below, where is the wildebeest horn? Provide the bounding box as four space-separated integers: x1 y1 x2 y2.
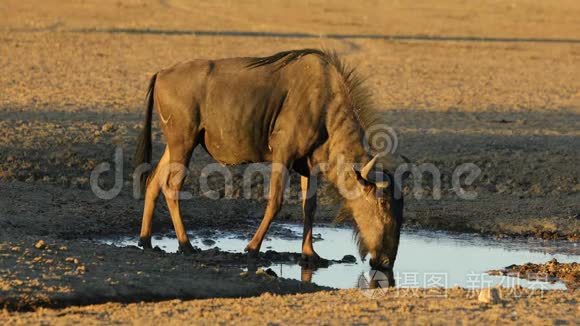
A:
360 155 390 188
360 155 379 181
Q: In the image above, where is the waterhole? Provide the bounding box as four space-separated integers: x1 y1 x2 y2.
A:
102 224 578 290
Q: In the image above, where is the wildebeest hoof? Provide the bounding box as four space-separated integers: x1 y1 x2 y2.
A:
300 253 329 268
177 242 196 255
138 237 152 249
300 252 321 263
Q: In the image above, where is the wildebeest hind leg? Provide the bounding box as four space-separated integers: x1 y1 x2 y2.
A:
138 147 169 249
161 141 197 255
245 158 291 258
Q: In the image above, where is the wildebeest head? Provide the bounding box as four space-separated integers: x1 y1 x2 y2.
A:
349 153 407 272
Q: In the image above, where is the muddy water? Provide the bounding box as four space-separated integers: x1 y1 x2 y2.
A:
102 224 578 290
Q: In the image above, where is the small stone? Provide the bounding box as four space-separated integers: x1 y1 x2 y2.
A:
34 240 46 250
528 184 543 195
256 268 277 278
341 254 357 263
101 122 115 133
478 287 501 304
265 268 278 278
256 268 266 276
202 239 216 246
65 257 80 264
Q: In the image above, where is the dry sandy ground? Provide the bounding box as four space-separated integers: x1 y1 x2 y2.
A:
1 0 579 323
2 289 578 325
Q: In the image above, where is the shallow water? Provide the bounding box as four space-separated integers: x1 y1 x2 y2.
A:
102 224 578 290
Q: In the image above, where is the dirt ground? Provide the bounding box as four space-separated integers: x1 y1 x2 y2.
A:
2 289 578 325
489 259 580 290
1 0 579 323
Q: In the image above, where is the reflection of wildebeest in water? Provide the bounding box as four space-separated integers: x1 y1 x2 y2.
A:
134 49 408 271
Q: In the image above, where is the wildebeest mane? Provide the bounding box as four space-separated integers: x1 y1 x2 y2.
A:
248 49 386 258
247 49 381 131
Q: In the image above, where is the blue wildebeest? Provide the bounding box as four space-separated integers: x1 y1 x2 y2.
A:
134 49 407 270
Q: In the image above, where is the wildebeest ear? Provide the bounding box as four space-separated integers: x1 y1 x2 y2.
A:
392 154 411 182
353 166 390 190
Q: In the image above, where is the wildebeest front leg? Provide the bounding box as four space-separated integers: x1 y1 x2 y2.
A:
300 175 320 262
245 161 290 257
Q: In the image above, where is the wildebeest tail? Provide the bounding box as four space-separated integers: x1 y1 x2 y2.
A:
134 72 157 195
